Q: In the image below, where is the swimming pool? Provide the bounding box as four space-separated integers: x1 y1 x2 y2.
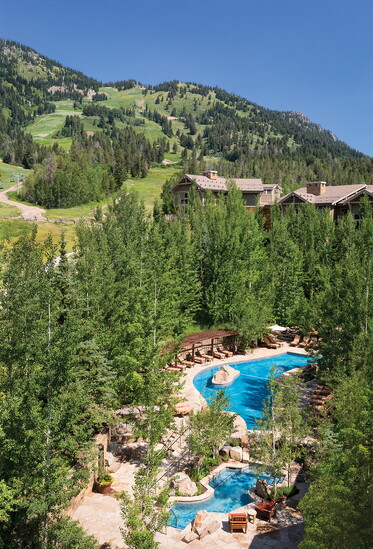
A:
170 467 273 529
193 352 310 429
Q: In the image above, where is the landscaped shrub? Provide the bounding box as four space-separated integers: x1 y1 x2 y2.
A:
273 484 296 499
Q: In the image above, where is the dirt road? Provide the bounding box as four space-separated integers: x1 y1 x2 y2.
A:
0 184 47 221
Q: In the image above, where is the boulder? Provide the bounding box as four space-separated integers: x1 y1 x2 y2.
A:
182 532 199 543
192 512 220 540
219 446 230 458
171 473 197 496
232 414 247 439
241 435 249 448
105 452 121 473
256 478 271 499
212 364 239 385
174 401 192 415
229 446 243 461
242 450 250 463
192 510 209 532
199 519 220 539
207 519 220 535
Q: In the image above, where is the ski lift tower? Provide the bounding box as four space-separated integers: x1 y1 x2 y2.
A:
12 173 23 195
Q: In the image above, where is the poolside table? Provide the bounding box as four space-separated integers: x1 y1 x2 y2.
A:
247 508 257 524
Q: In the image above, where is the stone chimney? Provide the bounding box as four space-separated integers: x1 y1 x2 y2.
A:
203 170 218 180
306 181 327 196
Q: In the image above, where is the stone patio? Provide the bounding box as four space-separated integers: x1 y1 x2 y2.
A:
155 502 305 549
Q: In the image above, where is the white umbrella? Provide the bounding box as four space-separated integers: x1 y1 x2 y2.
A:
268 324 287 332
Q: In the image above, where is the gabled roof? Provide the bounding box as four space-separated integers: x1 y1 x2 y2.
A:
278 184 368 206
339 185 373 205
173 174 264 193
278 190 310 204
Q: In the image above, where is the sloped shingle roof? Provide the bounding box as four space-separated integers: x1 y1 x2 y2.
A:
279 184 369 206
184 174 263 193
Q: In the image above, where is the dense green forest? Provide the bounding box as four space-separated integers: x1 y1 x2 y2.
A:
0 38 371 549
0 187 371 547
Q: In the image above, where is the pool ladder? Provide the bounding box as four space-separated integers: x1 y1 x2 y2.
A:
211 469 237 489
170 507 179 528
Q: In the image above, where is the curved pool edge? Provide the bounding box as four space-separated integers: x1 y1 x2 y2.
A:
168 461 272 531
189 347 310 432
181 345 305 411
168 461 248 505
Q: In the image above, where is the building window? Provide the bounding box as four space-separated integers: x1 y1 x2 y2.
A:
180 192 189 205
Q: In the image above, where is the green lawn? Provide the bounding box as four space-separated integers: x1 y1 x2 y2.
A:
0 203 19 217
26 100 77 143
99 87 145 109
2 162 180 219
126 164 181 210
7 191 38 207
46 199 109 220
0 160 30 189
25 99 103 149
0 220 77 251
47 164 182 215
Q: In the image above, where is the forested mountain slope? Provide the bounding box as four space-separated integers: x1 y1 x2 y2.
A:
0 39 372 208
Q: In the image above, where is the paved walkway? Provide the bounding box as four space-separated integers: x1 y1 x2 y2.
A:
72 460 140 548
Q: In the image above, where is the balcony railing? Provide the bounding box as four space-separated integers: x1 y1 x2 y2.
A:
259 194 279 205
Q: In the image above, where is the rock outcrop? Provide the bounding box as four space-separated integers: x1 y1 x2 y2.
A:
189 511 220 542
171 473 197 496
229 446 243 461
212 364 239 385
174 401 192 415
256 478 272 499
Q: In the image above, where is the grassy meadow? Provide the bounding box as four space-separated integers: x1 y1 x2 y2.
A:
0 85 207 236
0 220 77 252
0 160 30 189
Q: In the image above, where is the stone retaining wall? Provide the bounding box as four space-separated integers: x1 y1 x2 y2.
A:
65 433 109 517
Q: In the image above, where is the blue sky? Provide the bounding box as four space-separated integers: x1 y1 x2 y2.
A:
2 0 372 155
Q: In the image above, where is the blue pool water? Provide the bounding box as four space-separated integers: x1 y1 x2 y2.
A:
170 467 272 529
193 352 310 429
169 353 310 529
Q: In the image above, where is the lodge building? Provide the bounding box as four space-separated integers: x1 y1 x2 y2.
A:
170 172 372 222
170 171 282 210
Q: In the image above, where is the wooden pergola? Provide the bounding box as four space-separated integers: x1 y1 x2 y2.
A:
178 329 238 362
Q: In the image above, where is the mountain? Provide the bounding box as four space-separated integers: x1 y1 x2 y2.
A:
0 39 372 194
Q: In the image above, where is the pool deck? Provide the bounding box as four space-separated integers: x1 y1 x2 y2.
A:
72 344 309 548
155 497 306 549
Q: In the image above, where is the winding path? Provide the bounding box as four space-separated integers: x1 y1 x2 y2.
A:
0 184 47 221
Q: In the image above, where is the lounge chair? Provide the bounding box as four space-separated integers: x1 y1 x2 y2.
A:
217 346 233 357
228 512 248 533
254 499 277 521
261 338 278 349
196 350 212 362
267 335 283 347
165 364 184 372
209 348 226 359
170 362 187 370
177 357 195 367
290 334 300 346
193 355 206 364
298 336 310 348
